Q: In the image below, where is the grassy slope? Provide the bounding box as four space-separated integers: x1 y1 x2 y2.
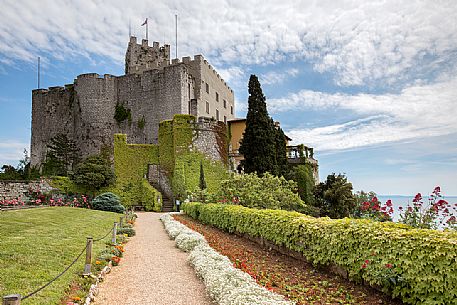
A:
0 207 120 304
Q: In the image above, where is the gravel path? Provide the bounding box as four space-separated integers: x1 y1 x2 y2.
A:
95 212 212 305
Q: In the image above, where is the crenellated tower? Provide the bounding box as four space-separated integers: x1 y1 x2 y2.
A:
125 36 170 74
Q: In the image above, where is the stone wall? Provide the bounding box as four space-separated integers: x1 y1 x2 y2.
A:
0 180 55 201
193 117 228 164
31 38 233 169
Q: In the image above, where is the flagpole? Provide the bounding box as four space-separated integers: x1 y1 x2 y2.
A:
175 14 178 59
37 57 40 89
146 19 148 41
129 18 131 37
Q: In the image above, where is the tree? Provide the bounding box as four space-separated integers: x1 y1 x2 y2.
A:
287 164 315 206
275 125 289 177
43 134 79 176
199 160 207 190
70 155 115 193
313 173 356 218
239 75 277 175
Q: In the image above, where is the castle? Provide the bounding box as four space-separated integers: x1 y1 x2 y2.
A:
31 36 235 168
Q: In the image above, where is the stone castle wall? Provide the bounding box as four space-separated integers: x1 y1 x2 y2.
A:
31 38 234 168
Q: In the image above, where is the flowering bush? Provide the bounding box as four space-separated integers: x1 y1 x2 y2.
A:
355 196 393 222
160 213 294 305
398 187 456 230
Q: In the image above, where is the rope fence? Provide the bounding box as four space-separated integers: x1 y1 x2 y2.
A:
2 217 125 305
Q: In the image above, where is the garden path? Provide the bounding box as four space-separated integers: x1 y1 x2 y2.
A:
95 212 212 305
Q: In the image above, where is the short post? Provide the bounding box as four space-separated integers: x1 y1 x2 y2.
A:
119 216 123 228
112 222 118 245
2 294 21 305
83 237 93 276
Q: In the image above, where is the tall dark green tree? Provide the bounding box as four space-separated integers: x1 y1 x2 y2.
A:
275 125 289 177
239 75 277 175
43 134 79 176
199 160 207 190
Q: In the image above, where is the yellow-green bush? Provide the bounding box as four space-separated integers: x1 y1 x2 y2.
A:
182 202 457 305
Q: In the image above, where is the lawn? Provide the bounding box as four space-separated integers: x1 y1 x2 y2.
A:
0 207 120 304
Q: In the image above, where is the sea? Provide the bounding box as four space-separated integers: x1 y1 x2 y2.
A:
376 195 457 224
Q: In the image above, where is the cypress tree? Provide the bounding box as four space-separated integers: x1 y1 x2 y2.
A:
239 75 277 175
275 125 289 176
199 160 207 190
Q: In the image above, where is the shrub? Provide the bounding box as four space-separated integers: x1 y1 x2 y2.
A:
71 155 115 192
214 172 319 216
182 202 457 305
117 227 135 236
92 192 125 213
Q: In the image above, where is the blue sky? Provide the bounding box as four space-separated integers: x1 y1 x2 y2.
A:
1 0 456 195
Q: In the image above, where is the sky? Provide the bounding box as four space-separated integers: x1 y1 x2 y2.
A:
0 0 456 195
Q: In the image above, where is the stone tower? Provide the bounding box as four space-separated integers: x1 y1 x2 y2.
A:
125 36 170 74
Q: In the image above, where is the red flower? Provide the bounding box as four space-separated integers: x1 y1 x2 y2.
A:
371 196 378 203
361 263 367 269
407 207 413 213
386 199 393 207
364 259 370 264
385 263 393 268
436 199 448 207
413 193 422 203
433 186 441 194
361 202 370 211
398 206 403 210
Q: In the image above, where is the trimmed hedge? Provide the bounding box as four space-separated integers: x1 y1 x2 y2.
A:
182 202 457 305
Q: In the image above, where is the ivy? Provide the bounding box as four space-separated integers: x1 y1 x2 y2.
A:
137 115 146 129
182 203 457 305
112 134 161 210
114 102 132 125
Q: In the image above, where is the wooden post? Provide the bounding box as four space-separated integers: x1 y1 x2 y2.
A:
3 294 21 305
83 237 93 276
119 216 123 228
112 222 118 244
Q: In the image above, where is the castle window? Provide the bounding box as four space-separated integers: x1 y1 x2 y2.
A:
206 83 209 94
230 106 233 115
223 99 227 109
206 101 210 114
216 109 219 121
216 92 219 102
224 116 227 124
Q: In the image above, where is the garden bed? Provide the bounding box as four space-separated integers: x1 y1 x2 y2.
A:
174 214 402 305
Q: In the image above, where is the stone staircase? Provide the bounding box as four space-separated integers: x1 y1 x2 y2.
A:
161 195 174 212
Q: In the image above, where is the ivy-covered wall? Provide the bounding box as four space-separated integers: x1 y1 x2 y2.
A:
160 115 229 199
112 134 161 211
114 134 159 183
113 114 229 206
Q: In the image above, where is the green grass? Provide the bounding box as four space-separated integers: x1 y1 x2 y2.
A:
0 207 120 304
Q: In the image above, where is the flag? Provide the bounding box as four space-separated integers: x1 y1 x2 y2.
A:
141 18 148 26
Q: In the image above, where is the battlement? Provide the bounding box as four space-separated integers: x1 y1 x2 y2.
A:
179 55 233 93
125 36 170 75
32 84 73 95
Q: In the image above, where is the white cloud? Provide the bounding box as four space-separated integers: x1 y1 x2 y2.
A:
260 68 299 85
0 1 455 87
0 142 28 165
273 76 457 151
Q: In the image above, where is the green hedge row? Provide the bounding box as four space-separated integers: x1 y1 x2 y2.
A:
182 202 457 305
